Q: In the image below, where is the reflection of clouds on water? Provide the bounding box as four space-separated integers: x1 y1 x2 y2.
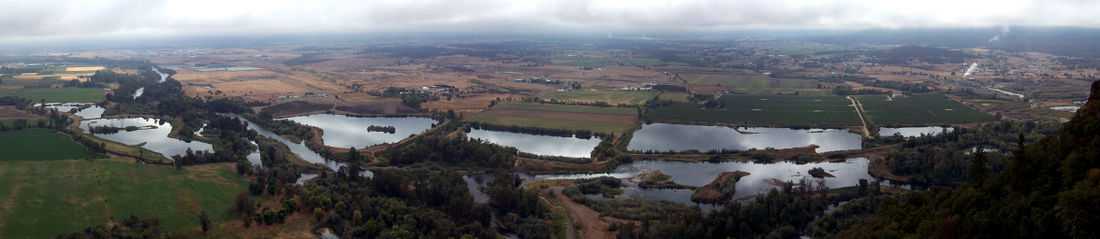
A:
467 129 600 158
514 158 875 209
39 103 105 119
80 117 212 158
283 114 436 149
628 123 861 153
879 126 953 137
228 114 339 170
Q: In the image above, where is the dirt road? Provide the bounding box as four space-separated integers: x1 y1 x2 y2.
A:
549 186 617 239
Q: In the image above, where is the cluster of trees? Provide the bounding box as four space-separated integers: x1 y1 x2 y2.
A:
874 120 1058 185
171 115 257 165
366 125 396 134
293 169 498 238
832 86 890 95
570 176 625 198
365 86 438 109
56 215 166 239
384 134 516 168
484 172 555 238
615 178 847 239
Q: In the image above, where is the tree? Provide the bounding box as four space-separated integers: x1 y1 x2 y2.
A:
970 145 988 185
199 211 211 234
858 178 869 196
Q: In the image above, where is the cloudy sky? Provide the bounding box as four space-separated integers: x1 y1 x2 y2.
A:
1 0 1098 42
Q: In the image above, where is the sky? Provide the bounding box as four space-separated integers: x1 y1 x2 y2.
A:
1 0 1098 42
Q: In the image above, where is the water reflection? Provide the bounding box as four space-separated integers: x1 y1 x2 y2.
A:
282 114 436 149
38 103 105 119
225 114 373 184
466 129 600 158
526 158 874 202
152 67 169 83
628 123 861 153
80 117 213 158
228 114 340 170
878 126 953 137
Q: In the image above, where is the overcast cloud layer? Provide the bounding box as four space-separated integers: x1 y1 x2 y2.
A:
1 0 1098 41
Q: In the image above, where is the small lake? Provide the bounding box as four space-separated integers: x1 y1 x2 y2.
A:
627 123 861 153
38 103 105 119
1050 106 1080 112
466 129 600 158
879 126 953 137
132 87 144 99
282 114 436 149
80 117 213 158
988 87 1024 98
523 157 875 203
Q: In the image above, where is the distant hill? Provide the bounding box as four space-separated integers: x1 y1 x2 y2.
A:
816 26 1100 58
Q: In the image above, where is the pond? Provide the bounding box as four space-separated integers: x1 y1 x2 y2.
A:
80 117 213 158
627 123 861 153
282 114 436 149
466 129 601 158
526 158 875 202
878 126 953 137
38 103 105 119
1050 105 1080 112
131 87 144 99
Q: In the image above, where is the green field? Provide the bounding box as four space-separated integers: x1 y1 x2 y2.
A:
467 102 637 133
0 160 247 238
642 95 861 126
494 102 636 115
657 92 692 102
0 129 103 160
685 74 830 95
856 94 995 126
15 88 105 102
466 114 634 133
543 90 657 106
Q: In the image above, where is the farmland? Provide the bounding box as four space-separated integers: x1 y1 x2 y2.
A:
642 95 861 127
856 94 996 126
0 129 103 160
0 160 247 238
551 56 686 67
657 92 691 102
466 102 637 133
683 74 831 95
14 88 105 102
542 90 657 105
